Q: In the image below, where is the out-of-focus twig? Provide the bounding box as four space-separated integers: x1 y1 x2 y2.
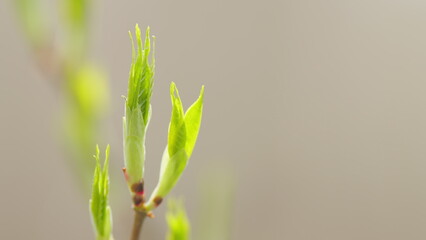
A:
14 0 110 192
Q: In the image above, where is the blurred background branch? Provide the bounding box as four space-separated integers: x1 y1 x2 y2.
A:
14 0 110 190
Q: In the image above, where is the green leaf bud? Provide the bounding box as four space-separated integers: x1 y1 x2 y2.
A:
123 24 155 201
145 83 204 210
90 145 113 240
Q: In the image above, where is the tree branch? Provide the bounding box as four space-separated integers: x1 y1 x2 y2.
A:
130 210 147 240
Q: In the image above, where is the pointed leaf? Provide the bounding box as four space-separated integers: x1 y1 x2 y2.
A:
184 86 204 157
90 145 113 240
168 82 186 157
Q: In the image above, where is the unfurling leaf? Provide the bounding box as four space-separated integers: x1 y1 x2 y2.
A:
90 145 113 240
146 83 204 210
123 25 155 200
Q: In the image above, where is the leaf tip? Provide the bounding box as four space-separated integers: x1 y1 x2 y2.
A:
199 85 205 100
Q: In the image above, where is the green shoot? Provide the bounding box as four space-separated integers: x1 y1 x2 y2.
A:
126 24 154 125
123 24 155 206
145 83 204 210
122 25 204 240
90 145 113 240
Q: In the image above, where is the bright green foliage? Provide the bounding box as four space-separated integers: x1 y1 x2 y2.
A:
146 83 204 210
181 85 204 157
168 83 204 159
90 145 113 240
126 24 154 125
166 199 190 240
123 24 155 189
168 83 186 157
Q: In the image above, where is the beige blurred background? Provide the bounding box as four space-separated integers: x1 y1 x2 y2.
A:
2 0 426 239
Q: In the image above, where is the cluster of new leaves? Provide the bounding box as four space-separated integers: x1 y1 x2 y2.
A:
90 24 203 240
90 145 113 240
145 83 204 210
126 24 154 124
123 25 204 211
123 25 154 192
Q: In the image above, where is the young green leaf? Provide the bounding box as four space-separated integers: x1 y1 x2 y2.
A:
166 199 190 240
62 0 89 31
90 145 113 240
123 24 155 204
126 24 154 125
183 85 204 158
145 83 204 210
168 82 186 157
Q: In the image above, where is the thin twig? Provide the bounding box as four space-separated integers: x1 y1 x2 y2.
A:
130 210 147 240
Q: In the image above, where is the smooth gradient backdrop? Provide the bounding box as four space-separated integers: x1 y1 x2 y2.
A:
1 0 426 239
